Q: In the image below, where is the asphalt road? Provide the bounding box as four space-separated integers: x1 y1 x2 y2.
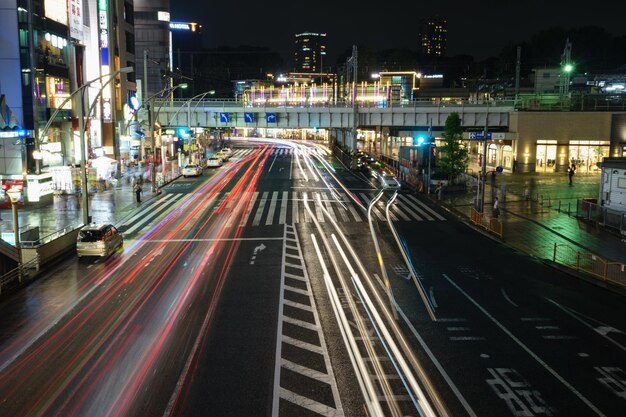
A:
0 140 624 417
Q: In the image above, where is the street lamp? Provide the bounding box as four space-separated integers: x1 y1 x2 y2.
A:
6 188 22 264
37 67 134 225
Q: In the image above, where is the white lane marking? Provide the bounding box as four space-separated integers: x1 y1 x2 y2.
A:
390 203 411 221
123 195 184 235
278 191 288 225
406 194 446 220
137 237 283 243
291 191 299 224
429 286 438 308
240 191 259 227
252 191 269 226
449 336 486 341
117 193 176 228
279 388 340 416
359 193 386 221
397 194 432 221
265 191 279 226
546 298 626 352
395 196 424 221
322 192 338 223
443 273 607 417
340 193 363 222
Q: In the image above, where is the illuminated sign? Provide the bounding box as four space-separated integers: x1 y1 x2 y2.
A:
158 11 170 22
169 22 200 32
44 0 68 25
103 99 112 122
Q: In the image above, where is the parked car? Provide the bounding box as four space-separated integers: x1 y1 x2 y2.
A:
206 156 223 168
220 147 233 158
215 150 229 161
182 164 203 177
76 223 123 258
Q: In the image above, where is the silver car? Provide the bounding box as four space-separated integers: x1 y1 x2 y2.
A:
76 224 123 258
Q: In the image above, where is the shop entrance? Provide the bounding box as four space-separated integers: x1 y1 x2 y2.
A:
569 141 610 173
536 141 557 173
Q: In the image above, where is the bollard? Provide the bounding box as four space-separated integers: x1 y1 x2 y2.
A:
568 202 571 216
558 200 561 212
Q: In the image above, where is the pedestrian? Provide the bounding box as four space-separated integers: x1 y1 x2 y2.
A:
492 197 500 218
568 164 576 185
134 181 142 203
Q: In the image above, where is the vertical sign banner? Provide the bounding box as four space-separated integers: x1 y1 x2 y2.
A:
98 0 111 123
69 0 84 41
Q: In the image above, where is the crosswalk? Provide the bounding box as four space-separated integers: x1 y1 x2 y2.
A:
117 190 446 236
229 147 315 158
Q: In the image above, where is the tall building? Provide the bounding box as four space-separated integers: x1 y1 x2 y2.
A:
134 0 171 99
418 17 447 57
0 0 136 203
170 20 202 97
294 32 326 73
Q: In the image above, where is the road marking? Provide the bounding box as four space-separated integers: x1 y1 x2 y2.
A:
340 193 363 222
279 191 288 224
501 288 519 307
594 367 626 399
397 194 432 220
240 191 259 227
266 191 279 226
406 194 446 220
443 273 607 417
486 368 555 416
252 191 269 226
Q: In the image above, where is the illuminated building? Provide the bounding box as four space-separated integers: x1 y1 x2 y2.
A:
418 17 447 57
170 20 202 97
294 32 326 72
0 0 136 202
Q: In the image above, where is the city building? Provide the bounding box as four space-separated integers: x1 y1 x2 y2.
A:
0 0 136 205
134 0 171 99
294 32 326 73
418 17 447 57
170 20 202 97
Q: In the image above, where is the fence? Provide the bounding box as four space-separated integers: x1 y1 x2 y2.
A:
553 243 626 288
470 208 503 239
576 199 626 235
0 257 39 295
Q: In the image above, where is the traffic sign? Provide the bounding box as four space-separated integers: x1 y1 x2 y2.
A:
266 113 277 123
219 112 230 123
244 112 254 123
496 166 503 173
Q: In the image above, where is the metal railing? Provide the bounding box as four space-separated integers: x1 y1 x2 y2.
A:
576 199 626 235
0 257 39 295
20 223 83 248
553 243 626 288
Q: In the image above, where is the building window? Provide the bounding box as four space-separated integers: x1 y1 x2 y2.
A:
126 32 135 54
124 2 134 25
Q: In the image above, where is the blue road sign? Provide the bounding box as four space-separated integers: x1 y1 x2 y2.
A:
496 166 503 173
266 113 277 123
469 132 492 140
244 112 254 123
220 112 230 123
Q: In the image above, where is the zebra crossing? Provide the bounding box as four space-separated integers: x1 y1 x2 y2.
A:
229 147 314 158
116 190 446 236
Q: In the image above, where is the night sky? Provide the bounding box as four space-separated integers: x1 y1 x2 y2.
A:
171 0 626 65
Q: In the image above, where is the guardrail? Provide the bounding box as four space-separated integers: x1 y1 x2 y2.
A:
470 208 503 239
576 199 626 235
553 243 626 288
20 223 83 248
0 257 39 295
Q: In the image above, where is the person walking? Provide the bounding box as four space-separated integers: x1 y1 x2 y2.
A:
492 196 500 218
133 180 142 203
568 164 576 185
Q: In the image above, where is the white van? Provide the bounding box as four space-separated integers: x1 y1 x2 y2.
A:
77 224 123 258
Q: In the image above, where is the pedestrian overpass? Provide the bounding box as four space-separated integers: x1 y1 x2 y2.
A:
154 99 514 132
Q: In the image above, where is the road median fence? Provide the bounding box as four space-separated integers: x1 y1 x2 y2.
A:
553 243 626 288
470 208 503 239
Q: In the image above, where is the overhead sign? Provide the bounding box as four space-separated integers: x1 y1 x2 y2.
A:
219 112 230 123
244 112 254 123
266 113 277 123
468 132 506 140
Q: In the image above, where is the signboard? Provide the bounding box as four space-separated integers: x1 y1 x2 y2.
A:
244 112 254 123
69 0 84 41
219 113 230 123
468 132 506 140
266 113 277 123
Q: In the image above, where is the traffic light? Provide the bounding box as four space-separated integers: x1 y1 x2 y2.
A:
178 127 191 139
415 136 425 146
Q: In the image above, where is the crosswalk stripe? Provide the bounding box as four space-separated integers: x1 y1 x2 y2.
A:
394 195 424 220
292 191 299 224
334 197 351 222
279 191 288 224
123 194 184 235
241 191 259 227
314 195 325 222
359 193 386 221
390 203 411 221
322 192 338 223
118 193 176 228
406 194 447 220
398 194 433 221
253 191 269 226
265 191 279 226
341 193 363 222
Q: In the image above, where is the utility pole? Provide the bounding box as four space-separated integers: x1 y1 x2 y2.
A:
346 45 358 169
478 111 489 213
143 49 149 163
559 38 573 110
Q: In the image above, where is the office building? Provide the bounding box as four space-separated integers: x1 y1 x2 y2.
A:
418 17 447 57
134 0 172 98
170 20 202 97
0 0 136 203
294 32 326 73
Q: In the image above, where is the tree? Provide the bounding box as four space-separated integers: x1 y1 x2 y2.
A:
437 113 468 181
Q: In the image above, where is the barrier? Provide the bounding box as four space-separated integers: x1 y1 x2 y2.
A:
470 208 503 239
553 243 626 288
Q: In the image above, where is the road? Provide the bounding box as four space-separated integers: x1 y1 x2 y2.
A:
0 139 624 417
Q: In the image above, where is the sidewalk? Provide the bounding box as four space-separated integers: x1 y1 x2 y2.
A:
0 170 163 243
435 168 626 266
